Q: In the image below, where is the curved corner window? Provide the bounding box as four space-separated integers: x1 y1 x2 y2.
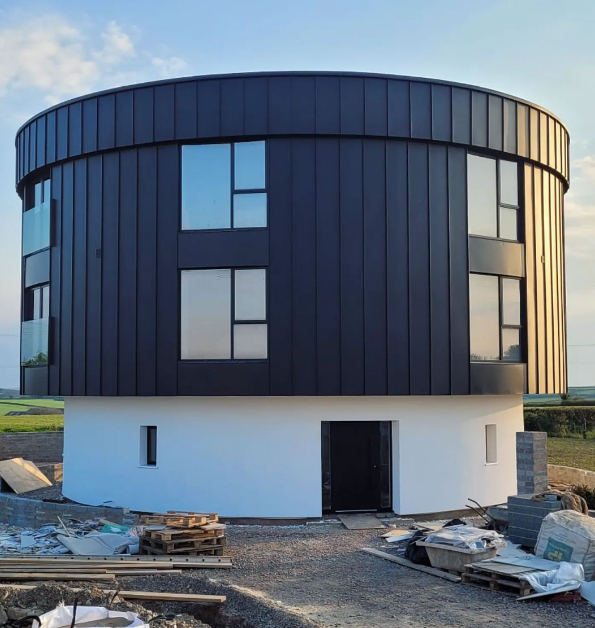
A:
182 141 267 230
470 273 521 363
23 177 51 257
468 154 519 241
21 319 49 366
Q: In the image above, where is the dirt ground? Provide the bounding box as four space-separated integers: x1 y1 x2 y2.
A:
125 522 595 628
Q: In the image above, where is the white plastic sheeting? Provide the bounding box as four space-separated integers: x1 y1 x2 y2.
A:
34 606 147 628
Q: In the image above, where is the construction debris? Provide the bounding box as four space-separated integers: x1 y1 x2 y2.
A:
0 458 51 494
139 512 226 557
0 583 216 628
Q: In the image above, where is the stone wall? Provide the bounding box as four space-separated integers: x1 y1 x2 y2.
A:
549 464 595 490
0 432 63 463
0 493 134 528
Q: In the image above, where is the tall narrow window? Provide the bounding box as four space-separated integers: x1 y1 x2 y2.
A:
23 177 51 256
182 141 267 230
140 426 157 467
470 273 522 362
467 154 519 241
485 424 498 464
181 268 268 360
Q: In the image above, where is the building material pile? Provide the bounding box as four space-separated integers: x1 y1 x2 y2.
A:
139 512 226 557
0 554 231 582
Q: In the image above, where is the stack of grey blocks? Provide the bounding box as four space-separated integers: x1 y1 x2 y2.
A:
508 431 559 548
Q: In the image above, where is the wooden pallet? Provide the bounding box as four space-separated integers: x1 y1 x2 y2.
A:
140 536 226 556
140 511 218 528
462 564 536 598
144 527 223 542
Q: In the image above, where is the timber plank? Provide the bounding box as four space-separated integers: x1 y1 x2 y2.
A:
361 547 461 583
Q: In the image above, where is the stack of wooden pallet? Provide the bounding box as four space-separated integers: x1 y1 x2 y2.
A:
139 511 227 557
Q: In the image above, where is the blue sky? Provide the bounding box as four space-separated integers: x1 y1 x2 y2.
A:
0 0 594 388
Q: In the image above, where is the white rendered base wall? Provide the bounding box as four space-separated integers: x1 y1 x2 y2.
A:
63 395 523 518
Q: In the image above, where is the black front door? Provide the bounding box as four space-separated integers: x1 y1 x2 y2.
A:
329 421 386 512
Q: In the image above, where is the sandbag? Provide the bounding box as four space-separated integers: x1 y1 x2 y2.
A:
535 510 595 580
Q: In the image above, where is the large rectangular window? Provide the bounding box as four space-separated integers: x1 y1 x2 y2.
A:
181 268 267 360
470 273 522 362
468 154 519 241
182 141 267 230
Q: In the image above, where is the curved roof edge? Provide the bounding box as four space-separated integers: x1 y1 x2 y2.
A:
15 70 569 140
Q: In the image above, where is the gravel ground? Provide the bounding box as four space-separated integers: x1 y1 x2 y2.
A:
17 482 65 502
121 522 595 628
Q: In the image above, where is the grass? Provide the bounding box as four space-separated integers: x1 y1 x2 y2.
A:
0 415 63 432
0 399 64 416
548 437 595 472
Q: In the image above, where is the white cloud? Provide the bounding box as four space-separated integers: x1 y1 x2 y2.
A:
151 56 187 77
0 16 182 104
0 16 98 98
572 155 595 183
96 20 135 65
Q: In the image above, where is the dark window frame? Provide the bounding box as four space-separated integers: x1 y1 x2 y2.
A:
181 140 268 232
24 283 50 322
468 152 521 243
470 272 523 363
141 426 157 467
179 267 269 362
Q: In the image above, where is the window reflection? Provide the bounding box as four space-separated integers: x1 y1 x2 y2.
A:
468 154 497 238
182 141 267 230
234 141 265 190
470 273 522 363
181 145 231 230
470 274 500 361
181 268 268 361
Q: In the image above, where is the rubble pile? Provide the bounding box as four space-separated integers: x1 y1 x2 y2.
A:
0 584 210 628
0 521 100 555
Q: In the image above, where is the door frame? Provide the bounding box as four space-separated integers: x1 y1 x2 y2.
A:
321 420 392 513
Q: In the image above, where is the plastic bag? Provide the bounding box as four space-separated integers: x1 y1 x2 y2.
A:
519 561 584 594
33 605 148 628
424 525 506 550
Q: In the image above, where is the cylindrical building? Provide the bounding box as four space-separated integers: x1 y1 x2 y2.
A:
16 72 568 516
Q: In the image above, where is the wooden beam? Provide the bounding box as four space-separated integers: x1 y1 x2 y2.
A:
361 548 461 583
0 573 116 581
0 583 225 604
0 555 231 568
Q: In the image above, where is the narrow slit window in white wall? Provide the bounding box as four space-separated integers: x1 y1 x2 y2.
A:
485 424 497 464
140 426 157 466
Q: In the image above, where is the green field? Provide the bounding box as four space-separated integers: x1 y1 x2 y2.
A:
525 386 595 405
0 399 63 417
548 437 595 472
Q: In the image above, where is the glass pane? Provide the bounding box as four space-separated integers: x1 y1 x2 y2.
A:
467 154 497 237
234 141 265 190
499 207 518 240
43 179 51 203
469 274 500 361
235 269 266 320
181 269 231 359
22 201 51 256
41 285 50 319
502 278 521 325
502 328 521 362
234 324 268 359
33 288 41 320
499 160 518 206
182 144 231 230
34 182 42 207
21 318 49 365
233 193 267 228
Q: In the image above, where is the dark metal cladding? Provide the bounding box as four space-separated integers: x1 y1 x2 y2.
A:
15 72 569 397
